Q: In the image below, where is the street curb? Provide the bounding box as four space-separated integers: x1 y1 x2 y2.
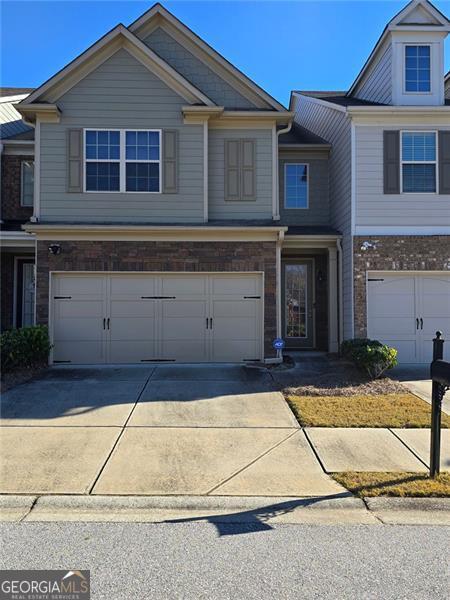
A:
364 497 450 525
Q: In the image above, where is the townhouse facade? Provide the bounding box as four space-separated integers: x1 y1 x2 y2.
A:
0 0 448 365
292 0 450 363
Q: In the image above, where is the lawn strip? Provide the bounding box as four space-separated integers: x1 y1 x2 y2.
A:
332 471 450 497
286 393 450 428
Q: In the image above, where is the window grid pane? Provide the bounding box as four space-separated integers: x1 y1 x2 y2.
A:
405 46 430 92
85 130 120 160
403 164 436 193
126 163 159 192
402 132 436 161
86 162 120 191
285 164 308 209
126 130 160 161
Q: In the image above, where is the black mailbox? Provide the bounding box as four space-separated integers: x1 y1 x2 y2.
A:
430 360 450 387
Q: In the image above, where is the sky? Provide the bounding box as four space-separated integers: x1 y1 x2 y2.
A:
1 0 449 106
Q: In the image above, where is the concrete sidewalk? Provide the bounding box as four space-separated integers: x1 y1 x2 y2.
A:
391 364 450 415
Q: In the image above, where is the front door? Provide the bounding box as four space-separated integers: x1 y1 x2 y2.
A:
283 261 314 348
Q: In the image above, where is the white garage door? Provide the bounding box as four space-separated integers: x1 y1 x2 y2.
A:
367 272 450 364
51 273 263 364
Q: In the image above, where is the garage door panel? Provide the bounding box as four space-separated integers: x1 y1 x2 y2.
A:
53 341 105 364
110 276 157 296
161 300 207 319
110 318 156 340
211 275 260 296
161 276 208 296
55 300 104 319
367 317 415 337
54 318 104 342
110 300 156 318
55 276 105 297
211 340 260 362
109 341 156 364
212 300 255 319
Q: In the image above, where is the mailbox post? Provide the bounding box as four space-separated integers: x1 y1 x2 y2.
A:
429 332 450 477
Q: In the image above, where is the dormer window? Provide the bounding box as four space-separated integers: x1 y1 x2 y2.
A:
405 45 431 93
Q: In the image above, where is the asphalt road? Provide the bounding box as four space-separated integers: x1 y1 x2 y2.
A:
0 522 448 599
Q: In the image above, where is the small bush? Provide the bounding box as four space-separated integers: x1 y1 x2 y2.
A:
341 338 398 379
1 326 52 374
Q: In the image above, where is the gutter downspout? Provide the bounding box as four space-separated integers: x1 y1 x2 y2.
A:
336 238 344 350
265 229 284 365
0 142 3 224
273 120 293 221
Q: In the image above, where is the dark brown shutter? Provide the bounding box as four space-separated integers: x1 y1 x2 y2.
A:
163 130 178 194
240 140 256 201
438 131 450 195
225 139 240 201
383 130 400 194
67 129 83 192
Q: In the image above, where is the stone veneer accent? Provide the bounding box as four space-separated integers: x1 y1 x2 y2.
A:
36 239 277 357
354 236 450 337
1 155 34 222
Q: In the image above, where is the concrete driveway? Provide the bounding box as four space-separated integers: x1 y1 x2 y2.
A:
0 365 342 497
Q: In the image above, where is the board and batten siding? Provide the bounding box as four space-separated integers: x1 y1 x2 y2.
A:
143 27 256 109
208 128 272 219
39 48 204 223
355 124 450 227
278 150 330 225
353 45 393 105
291 93 353 339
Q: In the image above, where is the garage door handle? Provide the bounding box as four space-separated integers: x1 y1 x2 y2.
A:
210 318 213 329
103 318 106 330
206 318 209 330
420 318 423 330
416 318 419 330
107 318 110 330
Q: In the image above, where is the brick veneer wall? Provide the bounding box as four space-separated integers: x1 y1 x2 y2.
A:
354 236 450 337
1 155 34 222
36 239 277 357
1 253 15 330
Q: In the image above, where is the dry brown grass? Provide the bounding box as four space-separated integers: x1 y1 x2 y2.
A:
332 471 450 497
286 393 450 428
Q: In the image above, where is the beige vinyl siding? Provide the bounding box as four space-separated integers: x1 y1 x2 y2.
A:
278 150 330 225
208 128 272 219
39 48 204 223
143 27 256 109
353 45 393 105
355 124 450 227
291 94 353 339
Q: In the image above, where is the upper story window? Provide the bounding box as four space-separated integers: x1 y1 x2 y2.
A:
405 45 431 93
401 131 437 193
21 160 34 207
284 164 308 209
84 129 161 192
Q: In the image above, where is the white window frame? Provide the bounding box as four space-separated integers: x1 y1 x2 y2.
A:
83 128 162 194
403 44 432 95
400 130 438 195
20 160 34 207
284 163 309 210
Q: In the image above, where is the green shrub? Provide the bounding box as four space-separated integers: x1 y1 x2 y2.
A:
1 326 52 374
341 338 398 379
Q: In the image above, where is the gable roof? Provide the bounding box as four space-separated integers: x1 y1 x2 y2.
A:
348 0 450 96
129 3 286 111
0 87 34 98
19 24 215 110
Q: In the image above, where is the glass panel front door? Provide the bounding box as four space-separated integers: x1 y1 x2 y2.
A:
285 264 307 338
283 261 314 348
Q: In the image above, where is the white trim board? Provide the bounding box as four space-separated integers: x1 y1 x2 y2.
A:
354 226 450 235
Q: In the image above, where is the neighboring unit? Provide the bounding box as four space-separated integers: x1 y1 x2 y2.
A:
292 0 450 363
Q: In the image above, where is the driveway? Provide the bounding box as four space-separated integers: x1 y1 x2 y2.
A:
0 365 342 497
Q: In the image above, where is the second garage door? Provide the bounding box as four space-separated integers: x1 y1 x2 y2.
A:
51 273 263 364
367 272 450 363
